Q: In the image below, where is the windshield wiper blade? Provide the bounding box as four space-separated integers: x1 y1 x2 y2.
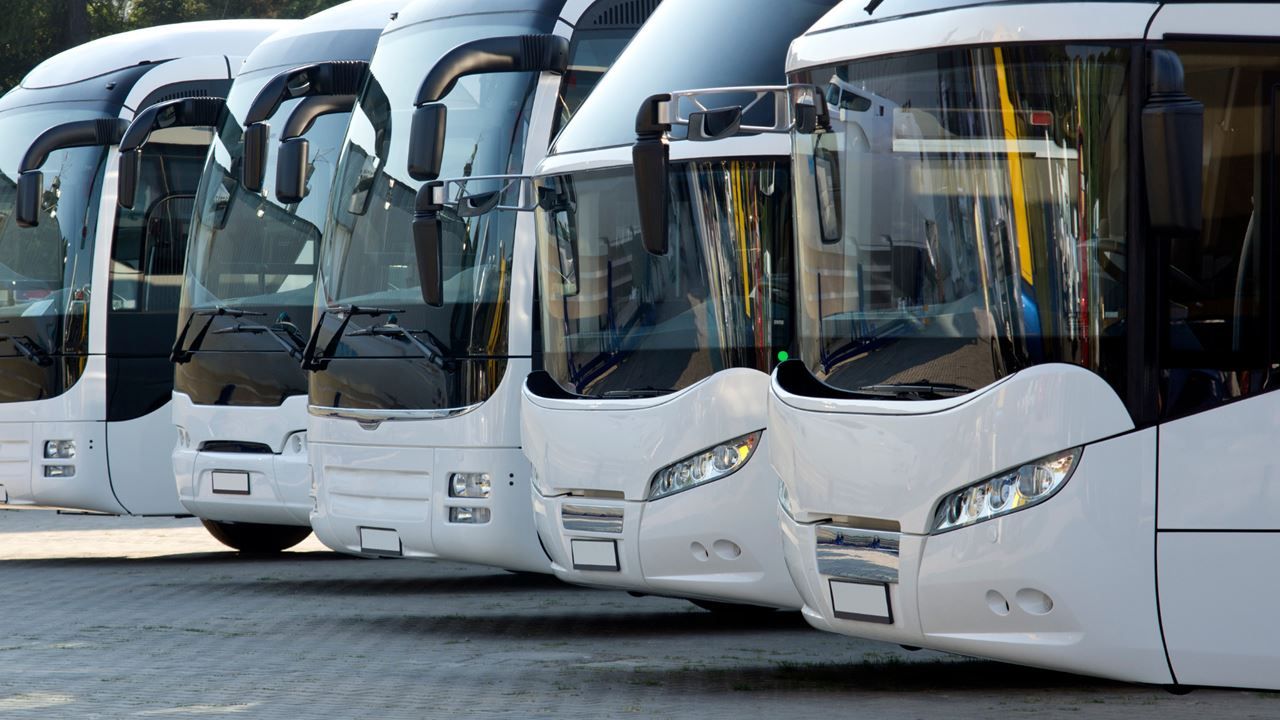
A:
300 304 403 371
857 382 975 398
0 334 53 367
348 323 453 369
171 306 267 364
211 318 307 361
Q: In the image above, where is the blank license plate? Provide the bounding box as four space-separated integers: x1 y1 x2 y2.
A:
571 539 619 571
211 471 250 495
359 527 402 556
829 580 893 624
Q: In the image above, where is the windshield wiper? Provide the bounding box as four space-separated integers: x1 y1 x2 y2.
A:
0 334 53 367
210 313 308 361
348 322 453 369
864 0 887 14
171 306 266 364
300 304 403 371
856 382 976 399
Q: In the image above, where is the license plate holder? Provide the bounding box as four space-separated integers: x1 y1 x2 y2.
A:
359 527 402 556
829 580 893 624
210 470 250 495
571 539 619 571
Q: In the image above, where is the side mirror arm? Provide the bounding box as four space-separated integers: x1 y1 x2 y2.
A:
17 118 130 228
117 96 226 209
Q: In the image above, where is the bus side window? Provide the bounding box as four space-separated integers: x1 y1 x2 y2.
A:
1159 44 1278 419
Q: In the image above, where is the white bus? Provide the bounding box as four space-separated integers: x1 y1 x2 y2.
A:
168 1 402 552
520 0 836 611
304 0 656 569
0 21 284 516
771 0 1280 690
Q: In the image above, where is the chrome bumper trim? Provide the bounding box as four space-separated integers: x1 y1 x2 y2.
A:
816 525 900 584
308 403 482 426
561 504 624 534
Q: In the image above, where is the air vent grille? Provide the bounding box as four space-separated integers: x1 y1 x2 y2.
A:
585 0 660 29
156 88 209 104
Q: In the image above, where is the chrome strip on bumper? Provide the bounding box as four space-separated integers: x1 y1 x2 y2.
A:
308 403 482 426
816 525 900 584
561 504 624 534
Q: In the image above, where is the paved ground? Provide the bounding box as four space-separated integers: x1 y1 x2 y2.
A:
0 510 1275 719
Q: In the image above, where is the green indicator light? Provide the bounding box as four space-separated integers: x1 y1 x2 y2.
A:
776 350 790 362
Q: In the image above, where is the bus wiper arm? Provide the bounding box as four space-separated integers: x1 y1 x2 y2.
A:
171 306 266 364
0 334 53 367
348 323 453 369
857 382 975 398
300 304 403 371
211 320 307 361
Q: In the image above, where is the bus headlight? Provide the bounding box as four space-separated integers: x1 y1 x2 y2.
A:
932 448 1082 534
647 431 762 501
44 440 76 459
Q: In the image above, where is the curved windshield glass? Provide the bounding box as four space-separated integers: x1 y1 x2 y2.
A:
791 45 1130 398
552 0 837 153
0 104 109 402
176 71 349 406
310 14 548 411
536 160 792 397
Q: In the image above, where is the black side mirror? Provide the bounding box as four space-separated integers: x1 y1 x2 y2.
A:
633 93 671 256
407 34 570 183
118 96 226 209
242 122 270 194
688 106 743 142
16 117 130 227
794 91 831 135
1143 49 1204 234
16 171 43 229
276 138 310 204
275 94 357 202
243 60 371 196
408 103 447 182
412 182 445 307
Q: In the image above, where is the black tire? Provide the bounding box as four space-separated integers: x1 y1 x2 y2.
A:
201 519 312 553
688 599 779 616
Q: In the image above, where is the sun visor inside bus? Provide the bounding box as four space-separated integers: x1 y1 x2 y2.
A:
17 118 129 228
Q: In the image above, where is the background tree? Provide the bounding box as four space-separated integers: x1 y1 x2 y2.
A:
0 0 346 89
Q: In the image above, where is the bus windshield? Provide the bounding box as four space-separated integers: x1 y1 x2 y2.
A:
790 45 1131 398
0 104 108 401
537 160 791 397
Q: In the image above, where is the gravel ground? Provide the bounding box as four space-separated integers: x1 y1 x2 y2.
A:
0 509 1274 719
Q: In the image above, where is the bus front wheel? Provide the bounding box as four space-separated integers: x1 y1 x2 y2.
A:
201 519 311 553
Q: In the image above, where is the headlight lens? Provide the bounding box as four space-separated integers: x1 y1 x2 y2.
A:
44 440 75 459
932 448 1081 534
647 431 762 501
449 472 491 498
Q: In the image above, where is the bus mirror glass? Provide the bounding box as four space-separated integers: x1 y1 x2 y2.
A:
16 171 42 228
242 122 270 194
275 137 309 204
117 149 140 210
408 103 446 182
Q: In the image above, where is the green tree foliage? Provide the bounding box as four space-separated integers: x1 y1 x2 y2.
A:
0 0 347 90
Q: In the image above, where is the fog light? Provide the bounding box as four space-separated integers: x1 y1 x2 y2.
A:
44 465 75 478
44 440 75 459
449 506 491 524
449 472 491 498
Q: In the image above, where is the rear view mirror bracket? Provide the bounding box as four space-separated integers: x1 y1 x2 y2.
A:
408 34 570 182
17 117 130 227
243 60 370 193
117 96 226 209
